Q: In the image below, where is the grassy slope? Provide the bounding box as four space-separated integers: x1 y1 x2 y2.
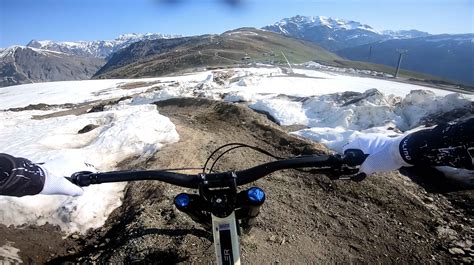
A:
319 59 473 90
94 28 471 91
336 35 474 86
94 28 342 78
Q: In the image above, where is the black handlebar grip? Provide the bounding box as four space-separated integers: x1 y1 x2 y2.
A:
69 171 95 187
343 149 369 166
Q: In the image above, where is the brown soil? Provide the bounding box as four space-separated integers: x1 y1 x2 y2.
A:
117 81 163 90
0 224 80 264
1 98 472 264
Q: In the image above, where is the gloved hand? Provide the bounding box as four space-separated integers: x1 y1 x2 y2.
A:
40 165 86 196
343 134 412 175
0 153 91 197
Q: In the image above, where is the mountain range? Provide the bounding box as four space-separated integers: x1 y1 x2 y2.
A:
0 46 104 87
0 33 180 87
26 33 181 58
262 15 430 51
337 34 474 86
1 15 472 87
263 15 473 86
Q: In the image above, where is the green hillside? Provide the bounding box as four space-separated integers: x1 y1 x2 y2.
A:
94 28 342 78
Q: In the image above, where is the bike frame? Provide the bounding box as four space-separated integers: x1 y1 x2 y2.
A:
212 212 241 265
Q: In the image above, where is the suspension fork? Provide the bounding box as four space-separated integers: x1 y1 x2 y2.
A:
174 172 266 264
174 194 241 264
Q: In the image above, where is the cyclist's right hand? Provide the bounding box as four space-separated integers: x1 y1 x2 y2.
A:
343 134 412 175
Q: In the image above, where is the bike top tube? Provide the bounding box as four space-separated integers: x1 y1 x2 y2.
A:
70 150 367 189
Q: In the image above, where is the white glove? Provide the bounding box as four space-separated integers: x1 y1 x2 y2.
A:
0 154 95 197
343 134 412 175
39 161 97 196
40 166 85 196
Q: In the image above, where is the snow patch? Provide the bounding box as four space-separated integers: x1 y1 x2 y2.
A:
224 91 257 102
273 15 380 34
0 79 161 110
0 104 179 233
0 65 472 234
26 33 183 58
398 90 471 128
226 31 259 36
258 89 472 151
0 45 23 59
0 242 22 264
250 98 308 126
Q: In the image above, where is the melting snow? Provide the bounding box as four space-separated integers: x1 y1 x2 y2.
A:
274 15 380 34
0 65 472 233
0 242 22 264
0 104 179 233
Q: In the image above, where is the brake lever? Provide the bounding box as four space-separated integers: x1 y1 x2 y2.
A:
327 150 368 181
337 172 367 182
343 149 369 166
328 168 366 182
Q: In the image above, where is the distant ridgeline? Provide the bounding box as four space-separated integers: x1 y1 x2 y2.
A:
92 28 342 79
336 35 474 87
264 15 474 87
0 33 181 87
1 17 472 88
0 46 105 87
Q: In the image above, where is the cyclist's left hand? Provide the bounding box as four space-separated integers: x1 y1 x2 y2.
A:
39 165 88 196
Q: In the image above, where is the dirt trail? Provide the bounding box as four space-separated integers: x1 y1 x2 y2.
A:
2 98 473 264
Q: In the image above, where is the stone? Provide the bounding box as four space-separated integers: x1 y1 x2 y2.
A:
448 247 465 255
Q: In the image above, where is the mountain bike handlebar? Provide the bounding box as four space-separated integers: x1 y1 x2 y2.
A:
69 150 368 188
68 149 368 265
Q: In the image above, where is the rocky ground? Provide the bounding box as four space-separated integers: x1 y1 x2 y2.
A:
1 98 473 264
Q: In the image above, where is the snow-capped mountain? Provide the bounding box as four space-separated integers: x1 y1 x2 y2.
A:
270 15 380 34
263 15 430 51
262 15 474 86
337 33 474 86
26 33 182 58
382 30 431 39
0 46 105 87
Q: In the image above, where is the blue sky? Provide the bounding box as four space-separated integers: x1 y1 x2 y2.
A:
1 0 473 47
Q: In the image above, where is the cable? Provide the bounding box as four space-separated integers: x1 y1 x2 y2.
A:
155 167 204 172
203 143 245 173
209 146 248 173
203 143 286 174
